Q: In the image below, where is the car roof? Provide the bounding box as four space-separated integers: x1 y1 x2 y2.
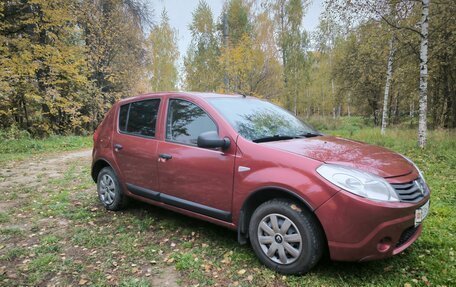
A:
117 91 250 104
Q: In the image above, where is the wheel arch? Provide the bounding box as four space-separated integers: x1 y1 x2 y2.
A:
91 158 113 183
237 187 326 246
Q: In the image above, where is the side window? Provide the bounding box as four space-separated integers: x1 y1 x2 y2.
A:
118 99 160 137
119 104 129 132
166 99 217 145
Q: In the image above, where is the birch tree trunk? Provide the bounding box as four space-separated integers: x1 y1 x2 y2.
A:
418 0 430 148
381 36 396 135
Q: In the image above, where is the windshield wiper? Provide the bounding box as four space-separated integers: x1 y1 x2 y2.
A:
300 132 322 138
253 135 300 143
253 132 322 143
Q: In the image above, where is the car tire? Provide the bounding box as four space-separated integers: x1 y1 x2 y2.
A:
248 199 324 274
97 167 127 211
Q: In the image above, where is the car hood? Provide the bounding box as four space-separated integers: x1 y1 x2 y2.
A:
262 135 413 178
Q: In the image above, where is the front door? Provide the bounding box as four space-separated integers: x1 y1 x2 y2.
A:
112 99 161 197
157 98 235 221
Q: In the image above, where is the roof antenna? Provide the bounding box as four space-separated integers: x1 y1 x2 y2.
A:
235 90 248 98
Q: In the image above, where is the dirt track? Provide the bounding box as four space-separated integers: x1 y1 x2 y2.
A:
0 149 180 286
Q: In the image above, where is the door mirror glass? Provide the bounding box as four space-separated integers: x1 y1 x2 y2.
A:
197 131 230 149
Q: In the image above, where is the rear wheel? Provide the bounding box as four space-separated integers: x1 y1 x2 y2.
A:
248 199 324 274
97 167 127 211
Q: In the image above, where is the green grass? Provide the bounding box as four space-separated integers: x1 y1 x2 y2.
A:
0 247 27 261
0 135 92 163
0 127 454 286
0 212 10 224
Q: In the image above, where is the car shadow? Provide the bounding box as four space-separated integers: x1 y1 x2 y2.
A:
124 200 408 280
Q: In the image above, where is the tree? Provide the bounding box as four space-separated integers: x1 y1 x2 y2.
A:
184 0 221 91
217 0 280 97
331 23 390 124
314 13 344 117
427 0 456 129
381 36 396 134
417 0 430 148
270 0 311 114
146 9 179 91
325 0 432 146
78 0 151 129
0 0 89 135
0 0 152 135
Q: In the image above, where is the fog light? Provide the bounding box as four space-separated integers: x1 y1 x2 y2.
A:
377 237 392 252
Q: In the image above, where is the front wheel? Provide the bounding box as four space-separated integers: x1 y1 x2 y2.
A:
248 199 324 274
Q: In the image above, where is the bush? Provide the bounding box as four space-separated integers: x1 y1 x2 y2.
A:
305 116 371 136
0 124 31 140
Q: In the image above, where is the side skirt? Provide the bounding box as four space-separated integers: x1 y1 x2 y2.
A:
126 183 232 222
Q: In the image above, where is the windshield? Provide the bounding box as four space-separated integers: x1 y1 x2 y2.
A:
207 97 318 142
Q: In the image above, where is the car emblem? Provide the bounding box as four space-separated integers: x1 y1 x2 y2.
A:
274 234 283 244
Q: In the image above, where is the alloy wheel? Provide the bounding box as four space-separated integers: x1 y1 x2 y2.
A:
99 174 116 205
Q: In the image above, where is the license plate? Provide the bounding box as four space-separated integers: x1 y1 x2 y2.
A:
415 200 430 226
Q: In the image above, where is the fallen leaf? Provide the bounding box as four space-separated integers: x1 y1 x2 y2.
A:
78 279 88 285
384 265 393 272
237 269 246 275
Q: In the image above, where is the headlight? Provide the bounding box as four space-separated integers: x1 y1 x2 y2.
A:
401 155 425 181
316 164 399 202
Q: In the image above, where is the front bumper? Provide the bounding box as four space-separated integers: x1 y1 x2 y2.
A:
315 189 429 262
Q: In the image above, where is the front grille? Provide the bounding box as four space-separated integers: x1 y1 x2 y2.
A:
396 225 419 248
391 177 427 203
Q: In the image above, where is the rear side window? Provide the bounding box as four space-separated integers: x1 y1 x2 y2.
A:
119 104 129 132
166 99 217 145
118 99 160 137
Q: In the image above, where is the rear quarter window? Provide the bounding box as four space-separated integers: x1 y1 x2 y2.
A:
119 104 129 132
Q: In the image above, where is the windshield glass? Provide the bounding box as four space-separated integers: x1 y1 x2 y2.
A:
207 97 317 141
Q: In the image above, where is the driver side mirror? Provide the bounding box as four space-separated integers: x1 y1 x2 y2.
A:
197 131 230 149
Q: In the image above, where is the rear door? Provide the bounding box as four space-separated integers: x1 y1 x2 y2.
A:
112 99 161 196
156 98 235 221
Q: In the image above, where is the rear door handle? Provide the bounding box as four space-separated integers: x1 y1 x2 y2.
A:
114 144 123 151
159 153 172 160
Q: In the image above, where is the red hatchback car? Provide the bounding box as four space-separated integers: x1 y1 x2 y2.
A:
91 92 430 274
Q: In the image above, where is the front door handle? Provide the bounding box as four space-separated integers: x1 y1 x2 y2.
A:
159 153 172 160
114 144 123 151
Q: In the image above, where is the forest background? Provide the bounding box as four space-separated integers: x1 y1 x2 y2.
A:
1 0 455 148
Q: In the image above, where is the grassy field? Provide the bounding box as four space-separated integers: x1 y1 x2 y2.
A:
0 126 455 286
0 135 92 163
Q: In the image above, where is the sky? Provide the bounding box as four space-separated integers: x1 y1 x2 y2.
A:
153 0 324 66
